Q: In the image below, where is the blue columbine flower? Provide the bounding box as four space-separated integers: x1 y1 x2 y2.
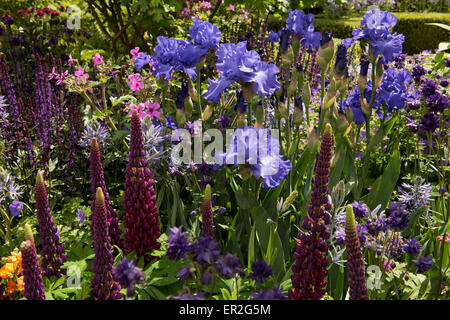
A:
189 237 220 266
251 286 287 300
204 42 280 103
76 208 85 223
404 237 422 256
216 253 244 279
415 255 433 273
268 30 280 43
249 260 272 285
112 258 145 297
167 226 190 261
189 18 221 51
9 200 23 217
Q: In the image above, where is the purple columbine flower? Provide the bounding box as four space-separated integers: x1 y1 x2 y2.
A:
419 112 439 133
420 79 437 98
268 30 280 43
76 208 85 224
177 266 191 281
167 226 190 261
112 258 145 297
251 286 287 300
351 201 370 219
415 255 433 273
411 65 426 82
172 292 205 300
91 188 122 300
404 237 422 256
216 253 244 279
387 202 409 231
35 172 66 278
249 260 272 285
189 237 220 266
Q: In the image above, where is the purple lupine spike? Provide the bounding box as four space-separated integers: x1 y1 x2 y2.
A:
91 187 122 300
345 205 370 300
124 110 161 264
290 123 333 300
35 171 66 278
201 184 214 239
90 138 123 250
20 224 45 300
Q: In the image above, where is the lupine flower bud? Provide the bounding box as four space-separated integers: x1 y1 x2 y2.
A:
124 110 161 264
281 190 298 213
345 205 369 300
202 105 213 121
91 188 122 300
90 138 123 250
35 171 66 278
290 123 333 300
20 224 45 300
201 184 214 239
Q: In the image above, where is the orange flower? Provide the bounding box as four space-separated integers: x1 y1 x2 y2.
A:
6 279 16 295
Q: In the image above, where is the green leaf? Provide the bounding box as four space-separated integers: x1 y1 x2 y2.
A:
247 222 256 271
363 150 401 210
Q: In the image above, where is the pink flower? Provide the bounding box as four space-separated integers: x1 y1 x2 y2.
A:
201 1 211 9
241 8 248 19
144 101 161 120
93 53 103 66
48 67 57 80
227 4 235 11
68 54 73 66
74 68 89 84
130 47 142 60
56 70 68 86
126 103 146 118
383 260 393 270
127 74 144 93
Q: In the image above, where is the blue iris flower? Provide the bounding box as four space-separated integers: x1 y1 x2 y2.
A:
204 41 280 103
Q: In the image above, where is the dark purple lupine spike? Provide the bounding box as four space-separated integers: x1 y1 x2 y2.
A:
20 224 45 300
90 138 123 250
35 171 66 278
290 123 333 300
124 110 161 264
201 184 214 239
345 205 370 300
91 187 122 300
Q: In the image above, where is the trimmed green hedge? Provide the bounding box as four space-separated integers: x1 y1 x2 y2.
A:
313 13 450 54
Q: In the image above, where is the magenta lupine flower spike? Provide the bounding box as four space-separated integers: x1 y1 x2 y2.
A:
345 205 369 300
20 224 45 300
124 110 161 264
35 171 66 278
290 123 333 300
91 188 122 300
90 138 123 250
201 184 214 239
